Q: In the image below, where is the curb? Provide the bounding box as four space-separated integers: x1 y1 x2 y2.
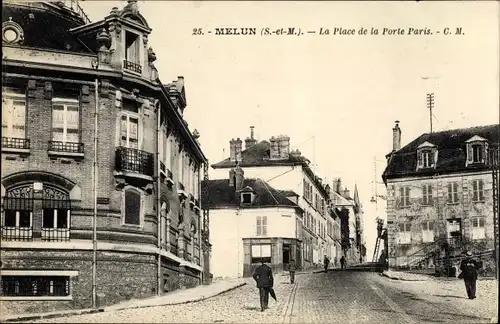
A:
2 308 105 323
2 282 247 323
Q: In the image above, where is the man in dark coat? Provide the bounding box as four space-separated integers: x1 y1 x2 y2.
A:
323 255 330 272
288 259 298 284
253 259 274 311
459 251 482 299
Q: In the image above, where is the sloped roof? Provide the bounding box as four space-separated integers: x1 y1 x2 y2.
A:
277 190 299 197
331 191 355 207
211 140 309 168
383 124 499 180
2 2 93 54
202 178 301 211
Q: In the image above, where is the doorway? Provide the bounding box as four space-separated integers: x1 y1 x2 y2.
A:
283 244 291 266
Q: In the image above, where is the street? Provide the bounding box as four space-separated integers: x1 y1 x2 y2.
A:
29 271 497 324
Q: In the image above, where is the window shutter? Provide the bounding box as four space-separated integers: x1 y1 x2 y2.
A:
479 218 485 227
453 183 459 203
405 187 411 206
417 150 423 168
262 216 267 235
466 144 473 164
484 143 489 164
479 180 484 201
447 183 452 203
429 221 434 231
256 216 261 235
428 185 433 204
398 223 404 232
406 223 411 232
124 190 141 225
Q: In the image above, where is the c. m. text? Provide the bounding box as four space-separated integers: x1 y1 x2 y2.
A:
215 28 257 36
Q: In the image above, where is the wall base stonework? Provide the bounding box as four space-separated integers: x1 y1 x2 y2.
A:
0 249 203 315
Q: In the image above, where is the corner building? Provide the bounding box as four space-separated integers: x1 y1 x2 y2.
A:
1 0 210 314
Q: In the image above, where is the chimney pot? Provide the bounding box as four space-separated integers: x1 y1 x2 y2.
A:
250 126 255 139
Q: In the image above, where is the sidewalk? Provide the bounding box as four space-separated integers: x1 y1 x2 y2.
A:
381 269 497 282
1 278 247 323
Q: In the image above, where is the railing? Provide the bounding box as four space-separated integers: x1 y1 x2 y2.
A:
48 141 84 154
167 169 173 179
160 161 166 173
178 182 185 191
186 252 192 262
115 146 154 177
123 60 142 74
2 137 30 149
195 199 200 207
41 228 70 242
1 226 33 241
404 237 447 268
57 0 91 24
170 242 178 256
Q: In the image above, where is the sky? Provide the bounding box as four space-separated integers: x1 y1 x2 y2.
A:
79 0 499 260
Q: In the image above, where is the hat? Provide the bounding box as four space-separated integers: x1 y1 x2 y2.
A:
466 251 472 257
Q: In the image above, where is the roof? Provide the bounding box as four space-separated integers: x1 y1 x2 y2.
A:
211 140 309 168
331 191 355 207
277 190 299 198
383 124 499 180
2 2 93 54
202 178 302 211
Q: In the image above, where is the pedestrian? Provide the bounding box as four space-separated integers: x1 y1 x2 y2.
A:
334 256 338 268
253 258 274 312
288 259 298 284
340 255 346 270
323 255 330 272
458 251 482 299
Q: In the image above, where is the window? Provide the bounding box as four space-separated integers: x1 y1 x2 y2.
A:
256 216 267 236
422 184 433 205
242 193 252 204
2 88 27 139
2 276 70 297
178 153 184 184
123 189 142 226
447 182 459 204
125 31 141 65
471 217 486 240
421 221 434 243
399 187 411 207
120 115 139 149
251 244 271 264
421 150 431 168
472 180 485 202
472 145 483 163
398 222 411 244
51 97 80 144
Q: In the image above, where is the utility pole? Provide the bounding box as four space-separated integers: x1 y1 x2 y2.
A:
426 93 435 133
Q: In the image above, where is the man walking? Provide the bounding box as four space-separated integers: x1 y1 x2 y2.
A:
340 255 346 270
253 259 274 311
323 255 330 272
288 259 298 284
459 251 482 299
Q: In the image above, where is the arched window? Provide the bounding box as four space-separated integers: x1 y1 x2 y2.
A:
122 187 144 226
2 185 34 241
41 185 71 241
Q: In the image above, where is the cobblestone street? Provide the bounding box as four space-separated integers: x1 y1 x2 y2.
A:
29 271 498 324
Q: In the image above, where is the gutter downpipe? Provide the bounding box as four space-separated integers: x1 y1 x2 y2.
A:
91 74 99 309
156 100 162 296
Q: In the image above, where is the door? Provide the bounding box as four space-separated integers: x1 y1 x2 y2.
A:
283 244 290 266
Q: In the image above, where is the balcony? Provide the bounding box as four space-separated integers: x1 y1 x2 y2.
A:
1 227 33 241
123 60 142 74
178 182 187 199
41 228 70 242
160 161 166 173
48 141 84 158
115 146 154 180
2 137 30 154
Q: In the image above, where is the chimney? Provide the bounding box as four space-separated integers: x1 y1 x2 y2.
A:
229 139 237 162
278 135 290 159
229 168 236 187
343 188 350 199
269 136 280 160
244 126 258 149
290 149 301 158
393 120 401 152
235 138 243 162
234 166 244 191
335 178 342 194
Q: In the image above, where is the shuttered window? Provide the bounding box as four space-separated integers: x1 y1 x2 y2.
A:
124 189 141 225
422 184 433 205
447 183 459 204
472 179 485 202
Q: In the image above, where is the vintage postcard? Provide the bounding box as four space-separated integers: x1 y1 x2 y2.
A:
1 0 498 323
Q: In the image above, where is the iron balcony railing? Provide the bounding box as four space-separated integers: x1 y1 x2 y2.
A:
178 182 185 191
1 226 33 241
2 137 30 149
160 161 166 173
56 0 91 24
41 228 70 242
167 169 173 180
48 141 84 154
115 146 154 177
123 60 142 74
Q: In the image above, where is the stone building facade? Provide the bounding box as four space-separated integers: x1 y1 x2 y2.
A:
382 122 498 276
1 0 210 315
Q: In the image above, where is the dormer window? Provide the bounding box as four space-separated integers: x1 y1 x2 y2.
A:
416 141 437 170
124 31 142 73
242 193 252 204
466 135 488 166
